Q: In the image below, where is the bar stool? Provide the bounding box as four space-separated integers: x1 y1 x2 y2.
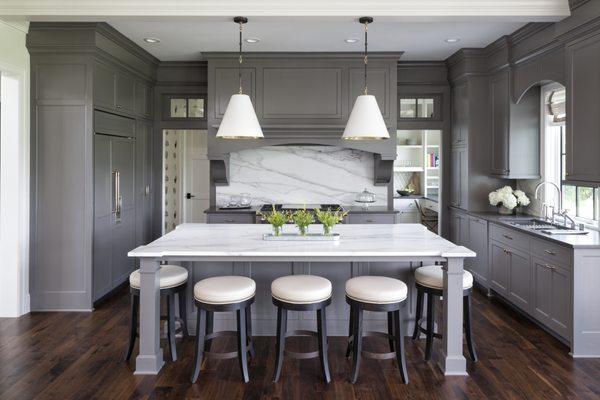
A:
191 276 256 383
412 265 477 362
125 264 188 362
271 275 332 383
345 276 409 384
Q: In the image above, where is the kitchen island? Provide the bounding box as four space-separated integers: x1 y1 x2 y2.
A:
128 223 475 376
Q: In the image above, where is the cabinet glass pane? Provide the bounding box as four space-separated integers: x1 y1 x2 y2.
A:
577 187 594 219
188 98 205 118
400 99 417 118
562 185 576 214
170 99 187 118
417 98 435 118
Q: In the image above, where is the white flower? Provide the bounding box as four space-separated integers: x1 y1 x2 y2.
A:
514 190 525 197
499 186 513 196
503 193 518 210
489 191 501 206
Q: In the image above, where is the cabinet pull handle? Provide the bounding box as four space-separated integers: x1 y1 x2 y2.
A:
502 234 513 240
544 249 556 256
116 104 123 109
225 219 234 223
545 264 556 270
366 219 374 223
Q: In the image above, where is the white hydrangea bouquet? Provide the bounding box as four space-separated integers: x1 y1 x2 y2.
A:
489 186 530 215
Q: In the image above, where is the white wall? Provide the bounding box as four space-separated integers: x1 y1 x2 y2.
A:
0 20 30 317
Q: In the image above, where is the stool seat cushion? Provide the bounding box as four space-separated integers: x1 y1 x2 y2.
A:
129 265 188 289
415 265 473 290
194 276 256 304
271 275 332 304
345 276 408 304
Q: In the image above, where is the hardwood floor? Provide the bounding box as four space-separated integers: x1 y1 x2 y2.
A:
1 286 599 400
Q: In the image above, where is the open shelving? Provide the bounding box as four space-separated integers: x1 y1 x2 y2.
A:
395 130 440 198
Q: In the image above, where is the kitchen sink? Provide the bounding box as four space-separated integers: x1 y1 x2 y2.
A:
499 217 588 235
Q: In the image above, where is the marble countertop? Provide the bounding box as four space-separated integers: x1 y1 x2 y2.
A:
129 223 475 259
455 208 600 249
205 206 397 214
205 206 259 214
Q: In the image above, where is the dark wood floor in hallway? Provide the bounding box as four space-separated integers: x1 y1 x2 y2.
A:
1 286 599 400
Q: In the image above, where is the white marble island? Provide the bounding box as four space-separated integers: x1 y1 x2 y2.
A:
128 223 475 376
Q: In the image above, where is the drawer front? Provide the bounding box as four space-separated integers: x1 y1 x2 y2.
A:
207 214 256 224
347 214 396 224
531 238 572 268
490 223 530 251
394 199 418 212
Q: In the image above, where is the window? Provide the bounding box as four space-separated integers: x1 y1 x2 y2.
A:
398 96 439 119
163 95 205 120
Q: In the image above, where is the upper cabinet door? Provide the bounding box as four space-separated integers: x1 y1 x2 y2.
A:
94 63 116 109
115 72 135 113
134 82 153 118
490 70 510 176
451 83 468 146
565 33 600 184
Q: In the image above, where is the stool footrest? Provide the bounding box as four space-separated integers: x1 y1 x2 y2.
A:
285 329 317 338
204 350 238 360
417 319 442 339
362 350 396 360
205 331 236 341
284 350 320 360
347 330 393 346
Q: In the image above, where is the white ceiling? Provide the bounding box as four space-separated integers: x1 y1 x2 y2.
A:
108 18 529 61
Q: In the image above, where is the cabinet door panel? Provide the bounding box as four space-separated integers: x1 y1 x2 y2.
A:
116 73 135 112
490 71 510 176
450 147 467 208
550 264 570 338
566 33 600 184
467 217 488 285
490 241 509 295
451 83 468 146
94 63 116 108
508 247 531 312
533 258 552 323
93 135 113 300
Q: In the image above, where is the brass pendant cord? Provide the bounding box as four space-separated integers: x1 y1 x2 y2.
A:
238 21 243 94
364 21 368 95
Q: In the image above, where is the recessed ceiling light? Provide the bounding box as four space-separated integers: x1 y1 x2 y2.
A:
245 37 260 43
143 37 160 43
445 38 461 43
345 38 360 44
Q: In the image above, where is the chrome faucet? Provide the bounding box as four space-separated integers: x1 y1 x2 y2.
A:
533 181 578 229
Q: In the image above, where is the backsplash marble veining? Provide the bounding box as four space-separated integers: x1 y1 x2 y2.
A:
216 146 387 206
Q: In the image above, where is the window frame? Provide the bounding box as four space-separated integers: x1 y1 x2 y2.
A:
397 94 442 121
161 94 206 121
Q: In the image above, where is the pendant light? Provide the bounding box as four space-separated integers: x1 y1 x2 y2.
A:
216 16 264 139
342 17 389 140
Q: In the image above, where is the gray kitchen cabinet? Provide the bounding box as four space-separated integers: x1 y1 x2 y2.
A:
94 62 116 110
135 120 154 247
396 211 420 224
116 72 135 113
451 82 468 146
207 213 256 224
347 214 396 224
490 68 540 179
93 61 139 116
450 146 468 209
490 240 510 296
466 216 488 287
134 81 153 118
565 32 600 185
532 256 571 339
507 245 532 312
449 208 469 246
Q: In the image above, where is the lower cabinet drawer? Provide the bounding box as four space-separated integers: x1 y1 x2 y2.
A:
490 223 530 251
207 214 256 224
347 214 396 224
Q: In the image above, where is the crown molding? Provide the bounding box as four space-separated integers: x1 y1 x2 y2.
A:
201 52 403 60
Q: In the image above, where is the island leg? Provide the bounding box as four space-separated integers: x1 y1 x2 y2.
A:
438 257 467 375
135 258 164 375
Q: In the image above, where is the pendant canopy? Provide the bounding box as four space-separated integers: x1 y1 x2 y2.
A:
216 16 264 139
342 16 389 140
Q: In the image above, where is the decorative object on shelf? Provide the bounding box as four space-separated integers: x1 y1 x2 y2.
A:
342 17 389 140
316 208 348 236
239 193 252 207
216 17 264 139
257 205 290 236
488 186 530 215
397 187 415 197
291 207 314 236
355 188 376 209
405 138 418 145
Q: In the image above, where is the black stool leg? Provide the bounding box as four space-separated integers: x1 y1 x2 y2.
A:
350 306 364 384
178 291 188 336
205 311 214 352
424 293 435 361
273 307 287 382
393 309 409 384
317 308 331 383
191 308 207 383
246 305 256 359
237 308 250 383
345 304 354 357
125 294 139 361
412 288 424 340
167 294 177 361
387 312 395 352
464 294 477 362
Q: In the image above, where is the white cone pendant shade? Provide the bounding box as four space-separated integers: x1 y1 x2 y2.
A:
342 94 389 140
216 94 264 139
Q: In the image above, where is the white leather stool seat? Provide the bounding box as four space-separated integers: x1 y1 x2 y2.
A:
194 276 256 304
415 265 473 290
271 275 332 304
345 276 408 304
129 264 188 289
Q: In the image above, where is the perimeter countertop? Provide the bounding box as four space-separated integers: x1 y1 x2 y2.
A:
205 205 397 214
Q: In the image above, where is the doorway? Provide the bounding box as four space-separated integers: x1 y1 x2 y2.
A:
162 130 210 234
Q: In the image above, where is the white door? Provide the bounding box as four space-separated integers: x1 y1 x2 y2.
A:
182 130 210 223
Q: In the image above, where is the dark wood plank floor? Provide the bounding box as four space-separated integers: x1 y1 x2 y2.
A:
1 287 599 400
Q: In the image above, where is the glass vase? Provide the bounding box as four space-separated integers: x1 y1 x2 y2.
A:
272 225 281 236
323 225 333 236
298 226 307 236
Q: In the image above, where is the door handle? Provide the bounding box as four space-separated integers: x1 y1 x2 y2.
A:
186 193 195 199
113 169 122 223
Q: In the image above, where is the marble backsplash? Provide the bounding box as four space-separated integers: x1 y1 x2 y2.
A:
216 146 387 206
